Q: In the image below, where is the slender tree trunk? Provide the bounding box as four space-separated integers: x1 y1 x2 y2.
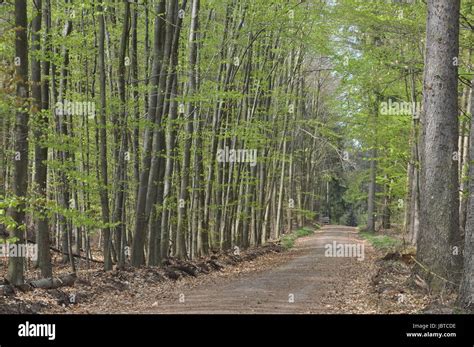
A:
459 72 472 233
131 7 140 200
382 179 391 230
176 0 198 259
112 0 130 270
32 0 52 277
367 109 378 232
98 0 112 270
459 77 474 311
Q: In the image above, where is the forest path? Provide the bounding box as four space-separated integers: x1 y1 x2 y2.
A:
146 225 372 314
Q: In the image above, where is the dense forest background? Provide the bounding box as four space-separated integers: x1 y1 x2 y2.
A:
0 0 473 312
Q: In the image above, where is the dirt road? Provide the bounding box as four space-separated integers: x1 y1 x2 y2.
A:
147 225 373 314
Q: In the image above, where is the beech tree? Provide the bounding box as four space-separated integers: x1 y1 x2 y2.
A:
6 0 29 286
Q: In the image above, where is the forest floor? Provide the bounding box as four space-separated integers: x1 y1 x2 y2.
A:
1 225 455 314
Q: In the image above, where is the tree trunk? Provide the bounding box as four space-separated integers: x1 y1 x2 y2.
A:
32 0 52 278
417 0 461 292
8 0 29 286
459 78 474 311
98 0 112 270
112 0 131 269
29 273 76 289
176 0 198 259
131 0 167 266
367 150 377 232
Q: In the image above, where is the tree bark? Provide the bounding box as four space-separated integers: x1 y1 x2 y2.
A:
32 0 52 278
29 273 76 289
112 0 131 269
458 78 474 310
98 0 112 270
131 0 167 266
8 0 29 286
417 0 461 292
176 0 198 259
367 112 377 232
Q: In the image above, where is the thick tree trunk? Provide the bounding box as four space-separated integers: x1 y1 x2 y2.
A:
417 0 461 292
8 0 29 286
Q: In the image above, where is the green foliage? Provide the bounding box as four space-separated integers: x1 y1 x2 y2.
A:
320 0 427 228
359 231 401 251
3 0 467 267
0 196 24 232
281 227 314 249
